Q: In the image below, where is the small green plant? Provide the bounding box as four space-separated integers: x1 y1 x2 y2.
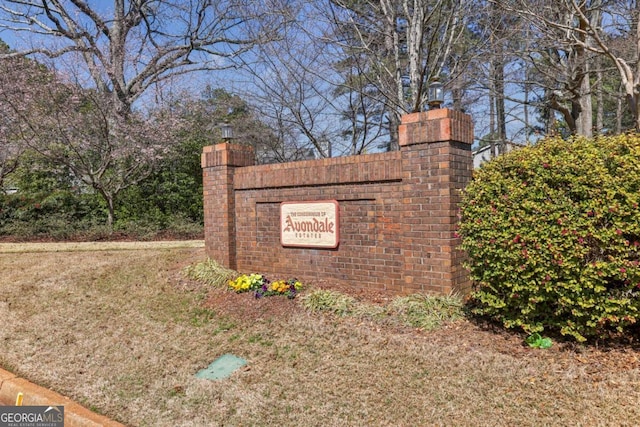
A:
388 293 464 330
183 259 238 288
301 289 358 316
302 289 464 330
525 333 553 349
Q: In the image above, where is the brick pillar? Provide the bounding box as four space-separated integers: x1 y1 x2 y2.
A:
399 108 473 295
201 143 254 269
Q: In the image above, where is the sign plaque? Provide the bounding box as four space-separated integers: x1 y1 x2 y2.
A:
280 201 339 248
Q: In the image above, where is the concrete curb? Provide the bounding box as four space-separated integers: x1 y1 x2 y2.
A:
0 368 125 426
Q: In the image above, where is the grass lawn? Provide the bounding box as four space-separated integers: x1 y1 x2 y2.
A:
1 243 639 426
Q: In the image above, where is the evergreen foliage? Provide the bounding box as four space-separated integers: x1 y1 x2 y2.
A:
0 151 105 239
460 134 640 341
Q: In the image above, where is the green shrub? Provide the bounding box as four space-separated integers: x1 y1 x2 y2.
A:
0 190 105 239
163 214 204 239
460 134 640 342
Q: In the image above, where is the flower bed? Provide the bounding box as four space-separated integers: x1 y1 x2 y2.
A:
228 274 303 299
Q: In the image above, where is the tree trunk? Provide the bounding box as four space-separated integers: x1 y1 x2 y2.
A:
490 1 506 153
451 75 463 111
489 81 496 159
495 60 506 153
388 112 400 151
617 84 624 134
105 195 115 230
577 73 592 137
524 78 530 144
634 95 640 132
596 57 604 134
96 186 115 230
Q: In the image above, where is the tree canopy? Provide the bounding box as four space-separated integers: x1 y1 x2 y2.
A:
2 0 640 235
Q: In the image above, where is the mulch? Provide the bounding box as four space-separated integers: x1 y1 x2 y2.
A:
201 278 393 322
201 280 640 376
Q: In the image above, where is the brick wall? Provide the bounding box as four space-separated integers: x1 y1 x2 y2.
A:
202 109 473 295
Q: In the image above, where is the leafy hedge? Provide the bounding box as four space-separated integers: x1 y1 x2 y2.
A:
1 142 204 240
0 190 105 239
460 134 640 341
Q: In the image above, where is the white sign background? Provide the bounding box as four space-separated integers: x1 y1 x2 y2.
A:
280 201 340 248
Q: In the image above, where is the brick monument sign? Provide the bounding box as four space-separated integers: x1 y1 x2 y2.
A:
202 109 473 295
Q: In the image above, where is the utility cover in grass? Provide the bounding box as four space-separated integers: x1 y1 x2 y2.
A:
195 354 247 380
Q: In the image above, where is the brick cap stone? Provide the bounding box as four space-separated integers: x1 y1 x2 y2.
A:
202 142 255 168
399 108 473 146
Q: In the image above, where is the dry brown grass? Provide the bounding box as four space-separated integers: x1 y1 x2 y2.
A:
0 240 204 253
1 243 640 426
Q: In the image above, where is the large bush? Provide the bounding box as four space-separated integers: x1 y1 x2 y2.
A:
1 141 204 240
0 152 106 239
0 190 105 239
460 134 640 341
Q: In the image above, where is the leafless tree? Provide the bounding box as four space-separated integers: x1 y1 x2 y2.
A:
498 0 640 134
0 0 290 116
2 74 184 226
0 0 289 225
326 0 472 150
0 41 44 190
233 3 388 159
236 29 341 158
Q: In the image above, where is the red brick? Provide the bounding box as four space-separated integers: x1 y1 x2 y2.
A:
202 109 472 296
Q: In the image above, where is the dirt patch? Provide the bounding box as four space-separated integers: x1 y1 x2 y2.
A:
204 287 304 321
202 279 392 322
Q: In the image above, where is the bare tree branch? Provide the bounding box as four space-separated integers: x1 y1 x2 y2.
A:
0 0 290 114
